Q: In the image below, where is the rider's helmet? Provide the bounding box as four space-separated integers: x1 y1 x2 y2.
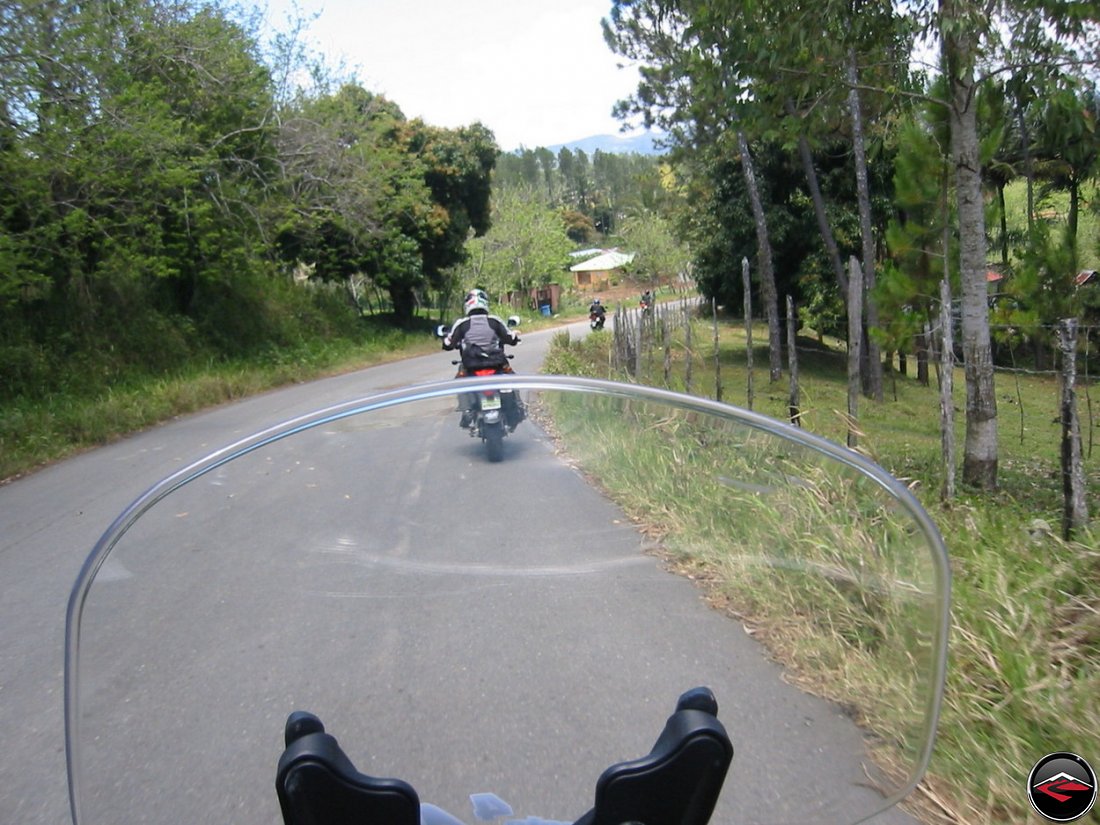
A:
464 288 490 315
594 298 601 305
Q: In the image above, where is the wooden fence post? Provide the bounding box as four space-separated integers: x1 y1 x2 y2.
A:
663 316 672 388
612 306 624 371
1084 327 1094 460
940 280 956 501
787 295 800 426
684 312 694 395
742 258 754 410
713 298 722 403
929 321 941 391
847 257 863 448
1058 318 1089 539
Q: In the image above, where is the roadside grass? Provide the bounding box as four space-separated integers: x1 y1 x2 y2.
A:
0 288 641 484
537 387 944 804
0 326 436 482
543 326 1099 824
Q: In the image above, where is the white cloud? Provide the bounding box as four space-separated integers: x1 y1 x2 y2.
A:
262 0 643 150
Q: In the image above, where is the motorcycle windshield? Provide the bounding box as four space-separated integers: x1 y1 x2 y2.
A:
66 376 949 825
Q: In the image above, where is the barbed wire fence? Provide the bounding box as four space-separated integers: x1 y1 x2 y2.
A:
604 281 1094 538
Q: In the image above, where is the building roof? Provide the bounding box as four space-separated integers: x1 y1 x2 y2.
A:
1075 270 1097 287
570 250 635 272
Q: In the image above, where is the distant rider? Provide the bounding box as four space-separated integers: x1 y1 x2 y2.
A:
442 288 522 428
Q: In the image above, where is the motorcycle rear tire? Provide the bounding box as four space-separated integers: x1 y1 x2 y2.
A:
484 421 505 462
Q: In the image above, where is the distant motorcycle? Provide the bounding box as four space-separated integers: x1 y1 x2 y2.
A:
589 310 606 331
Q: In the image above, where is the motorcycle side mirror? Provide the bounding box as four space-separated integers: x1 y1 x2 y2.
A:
435 325 450 338
507 316 521 328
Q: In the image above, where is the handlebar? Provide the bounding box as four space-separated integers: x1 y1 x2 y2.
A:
276 688 732 825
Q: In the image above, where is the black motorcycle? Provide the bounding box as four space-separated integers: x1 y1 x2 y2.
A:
436 315 524 462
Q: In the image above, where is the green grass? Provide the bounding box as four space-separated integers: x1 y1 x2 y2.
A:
0 325 437 482
543 324 1099 824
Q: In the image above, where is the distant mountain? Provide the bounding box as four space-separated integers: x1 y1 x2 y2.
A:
541 132 665 156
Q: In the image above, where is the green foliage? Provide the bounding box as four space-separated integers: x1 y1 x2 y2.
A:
451 188 573 298
271 84 497 324
994 221 1082 335
0 0 504 421
0 0 282 387
879 112 957 353
612 210 690 285
494 146 671 240
678 141 858 317
0 308 431 480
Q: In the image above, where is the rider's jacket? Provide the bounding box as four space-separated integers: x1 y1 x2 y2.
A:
443 313 518 370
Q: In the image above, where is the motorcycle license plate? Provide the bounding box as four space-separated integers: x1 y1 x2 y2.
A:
480 395 502 410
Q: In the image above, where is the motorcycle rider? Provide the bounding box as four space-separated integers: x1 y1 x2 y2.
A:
442 288 522 429
588 297 606 328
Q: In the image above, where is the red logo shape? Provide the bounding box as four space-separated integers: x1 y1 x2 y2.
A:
1036 775 1093 804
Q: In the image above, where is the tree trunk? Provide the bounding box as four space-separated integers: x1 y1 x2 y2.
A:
917 325 930 386
847 52 883 402
743 257 754 410
713 298 722 403
997 183 1009 268
1068 178 1080 272
788 101 848 300
737 131 782 382
787 295 800 426
1017 102 1035 234
944 12 998 489
388 283 417 326
1058 319 1089 538
940 280 957 501
847 256 863 449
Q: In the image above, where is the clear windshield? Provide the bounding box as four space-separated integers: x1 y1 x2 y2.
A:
66 376 949 825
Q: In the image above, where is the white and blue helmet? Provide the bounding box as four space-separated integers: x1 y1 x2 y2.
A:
464 289 490 314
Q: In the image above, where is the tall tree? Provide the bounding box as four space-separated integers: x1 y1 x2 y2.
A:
939 0 999 488
275 85 497 324
937 0 1097 487
605 0 785 380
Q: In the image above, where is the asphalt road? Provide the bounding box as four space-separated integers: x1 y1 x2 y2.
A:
0 320 922 825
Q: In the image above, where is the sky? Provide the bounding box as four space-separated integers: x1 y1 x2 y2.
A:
261 0 645 151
